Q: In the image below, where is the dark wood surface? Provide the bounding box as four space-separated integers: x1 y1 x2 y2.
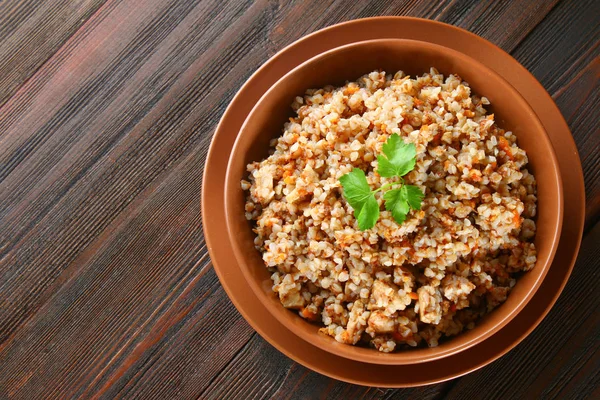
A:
0 0 598 398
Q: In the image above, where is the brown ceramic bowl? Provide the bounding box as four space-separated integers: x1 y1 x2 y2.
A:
224 39 563 365
205 17 583 385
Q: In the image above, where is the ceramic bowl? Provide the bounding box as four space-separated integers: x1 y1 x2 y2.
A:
224 39 563 365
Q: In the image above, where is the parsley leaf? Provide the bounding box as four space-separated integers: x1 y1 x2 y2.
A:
383 184 425 224
339 168 379 230
357 195 379 231
339 168 372 207
376 133 417 178
404 184 425 210
339 135 424 231
383 187 410 224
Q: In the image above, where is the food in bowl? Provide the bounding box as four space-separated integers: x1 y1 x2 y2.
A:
240 69 538 352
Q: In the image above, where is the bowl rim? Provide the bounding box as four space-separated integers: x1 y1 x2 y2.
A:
224 37 564 365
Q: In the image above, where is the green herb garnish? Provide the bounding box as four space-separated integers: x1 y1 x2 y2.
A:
376 133 417 178
339 133 424 230
339 169 380 230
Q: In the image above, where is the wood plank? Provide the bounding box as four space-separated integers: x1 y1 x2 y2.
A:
0 0 263 345
443 222 600 400
552 57 600 228
199 333 450 399
436 0 561 52
95 270 256 399
511 0 600 94
267 0 557 57
263 0 455 58
0 145 255 398
0 0 109 107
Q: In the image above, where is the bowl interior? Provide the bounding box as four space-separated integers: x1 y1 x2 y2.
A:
224 39 562 364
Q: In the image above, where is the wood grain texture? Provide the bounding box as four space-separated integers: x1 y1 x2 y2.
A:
0 0 598 398
512 0 600 94
553 57 600 229
0 0 260 346
0 0 109 107
200 333 451 400
436 0 561 52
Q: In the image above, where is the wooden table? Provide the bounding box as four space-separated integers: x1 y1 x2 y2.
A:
0 0 598 398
